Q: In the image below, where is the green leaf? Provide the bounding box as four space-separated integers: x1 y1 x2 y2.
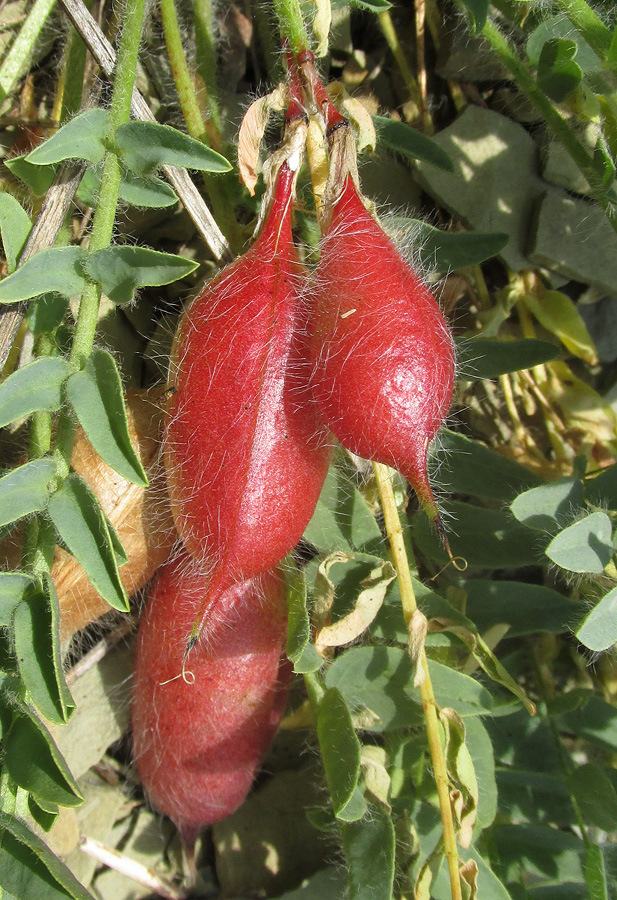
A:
510 477 584 533
28 795 59 832
25 293 69 334
0 812 94 900
324 646 492 731
522 288 597 365
0 357 70 428
465 580 578 637
4 155 57 196
0 191 32 272
341 801 395 900
527 15 603 75
390 219 508 273
584 464 617 510
77 165 178 209
572 763 617 831
576 586 617 652
0 572 34 627
545 511 613 574
436 429 542 503
456 337 560 379
494 824 585 885
83 245 199 305
458 0 489 33
317 687 365 820
465 717 497 829
285 567 323 674
66 349 148 486
559 690 617 753
303 465 381 553
496 768 575 827
13 577 75 725
412 500 542 569
0 458 56 529
115 121 231 175
47 473 129 612
0 247 87 304
373 116 454 172
26 109 110 166
4 713 83 807
537 38 583 102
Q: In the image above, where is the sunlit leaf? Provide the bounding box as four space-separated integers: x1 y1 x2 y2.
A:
0 812 94 900
25 109 110 165
83 245 198 305
522 288 598 365
4 713 83 807
66 349 148 486
115 121 231 175
545 511 613 574
510 477 584 532
0 458 56 529
0 247 87 303
0 357 70 428
0 191 31 271
13 576 75 725
317 687 365 820
47 473 129 611
576 585 617 652
0 572 33 626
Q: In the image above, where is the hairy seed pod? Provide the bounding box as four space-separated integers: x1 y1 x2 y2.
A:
309 175 455 523
132 555 291 844
164 163 331 593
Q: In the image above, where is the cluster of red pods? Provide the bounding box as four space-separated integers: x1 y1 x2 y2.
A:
131 53 455 844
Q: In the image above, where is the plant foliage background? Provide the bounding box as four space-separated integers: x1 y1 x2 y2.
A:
0 0 617 898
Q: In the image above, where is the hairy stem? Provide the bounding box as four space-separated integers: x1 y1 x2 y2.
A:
160 0 242 249
553 0 615 71
378 10 426 126
272 0 310 54
54 0 146 476
481 17 617 236
193 0 223 133
373 462 462 900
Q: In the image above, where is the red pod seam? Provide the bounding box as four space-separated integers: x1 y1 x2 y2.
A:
164 162 331 588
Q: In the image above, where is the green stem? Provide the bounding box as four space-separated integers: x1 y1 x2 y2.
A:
54 0 146 477
482 17 617 237
271 0 310 54
373 462 462 900
193 0 222 133
58 5 91 122
378 10 426 126
0 0 56 104
160 0 242 249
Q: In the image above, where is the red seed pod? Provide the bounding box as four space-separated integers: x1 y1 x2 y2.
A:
164 162 331 589
132 554 291 843
309 175 455 521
